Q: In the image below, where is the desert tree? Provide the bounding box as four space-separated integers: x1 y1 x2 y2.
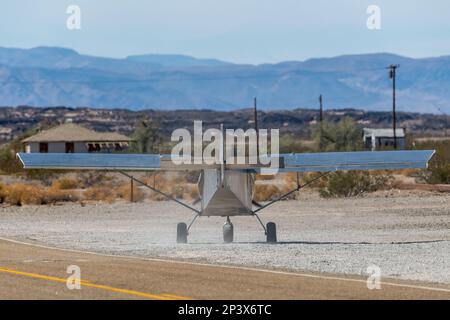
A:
131 118 163 154
313 117 363 152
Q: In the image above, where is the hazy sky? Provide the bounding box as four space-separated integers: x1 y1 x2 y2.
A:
1 0 449 63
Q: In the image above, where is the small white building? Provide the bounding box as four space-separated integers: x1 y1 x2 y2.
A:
22 123 132 153
363 128 405 151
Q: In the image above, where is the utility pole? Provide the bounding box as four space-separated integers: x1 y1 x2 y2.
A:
319 94 324 151
319 94 323 123
254 97 259 157
388 65 399 149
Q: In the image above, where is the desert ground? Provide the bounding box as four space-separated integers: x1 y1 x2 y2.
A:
0 189 449 290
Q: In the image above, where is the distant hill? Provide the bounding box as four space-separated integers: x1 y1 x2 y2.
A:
0 47 449 113
126 54 230 68
0 106 448 142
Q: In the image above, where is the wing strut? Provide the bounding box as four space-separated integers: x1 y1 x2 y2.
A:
119 171 200 214
253 171 331 214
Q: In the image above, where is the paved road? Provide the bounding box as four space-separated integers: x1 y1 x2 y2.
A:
0 239 449 300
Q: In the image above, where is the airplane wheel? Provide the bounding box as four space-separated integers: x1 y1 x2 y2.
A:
266 222 277 243
177 222 188 243
223 222 234 243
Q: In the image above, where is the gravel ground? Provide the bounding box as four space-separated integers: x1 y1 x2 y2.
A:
0 190 449 284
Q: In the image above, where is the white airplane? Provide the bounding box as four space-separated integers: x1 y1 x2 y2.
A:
17 146 434 244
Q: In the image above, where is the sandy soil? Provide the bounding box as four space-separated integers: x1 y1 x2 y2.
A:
0 190 449 284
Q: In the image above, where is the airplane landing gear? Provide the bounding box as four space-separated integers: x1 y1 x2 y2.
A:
177 222 188 243
266 222 277 243
223 217 234 243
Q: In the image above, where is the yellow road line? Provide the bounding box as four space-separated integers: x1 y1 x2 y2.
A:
0 267 190 300
2 236 449 294
161 293 193 300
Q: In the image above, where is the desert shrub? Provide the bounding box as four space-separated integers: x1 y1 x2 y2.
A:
147 179 198 201
279 134 311 153
254 184 283 202
253 183 297 202
25 170 59 185
426 165 450 184
0 148 22 174
415 141 450 184
0 126 44 174
3 184 44 205
170 174 188 185
117 183 145 202
184 171 201 183
144 174 167 189
319 171 392 198
0 182 6 203
2 183 78 205
172 185 186 199
53 177 79 190
41 187 79 204
77 172 114 188
187 184 199 201
83 187 116 203
255 174 276 181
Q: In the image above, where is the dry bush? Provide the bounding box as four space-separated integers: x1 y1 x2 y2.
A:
52 177 79 190
279 181 298 199
83 187 116 203
283 172 302 184
170 179 199 200
0 182 5 203
41 187 79 204
144 174 168 189
170 173 188 184
25 170 57 186
298 172 328 188
117 183 145 202
253 184 282 202
255 174 276 181
150 192 167 201
171 185 185 199
184 171 200 183
4 184 42 205
3 183 78 206
187 184 199 199
146 174 171 201
148 179 198 201
77 172 116 188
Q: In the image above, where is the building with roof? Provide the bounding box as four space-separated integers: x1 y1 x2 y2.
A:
22 123 133 153
363 128 405 151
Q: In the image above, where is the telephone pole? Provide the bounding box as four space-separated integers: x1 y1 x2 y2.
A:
254 97 259 157
319 94 324 150
388 65 399 149
319 94 323 123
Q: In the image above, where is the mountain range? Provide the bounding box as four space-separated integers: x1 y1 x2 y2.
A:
0 46 449 113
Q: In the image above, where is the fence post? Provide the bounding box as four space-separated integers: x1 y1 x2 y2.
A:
130 178 134 202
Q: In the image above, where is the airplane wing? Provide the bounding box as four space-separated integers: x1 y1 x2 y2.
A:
17 153 161 171
17 150 435 172
278 150 435 172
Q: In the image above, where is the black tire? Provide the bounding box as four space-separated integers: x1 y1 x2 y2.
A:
266 222 277 243
223 222 234 243
177 222 188 244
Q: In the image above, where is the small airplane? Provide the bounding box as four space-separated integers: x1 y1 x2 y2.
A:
16 146 434 244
